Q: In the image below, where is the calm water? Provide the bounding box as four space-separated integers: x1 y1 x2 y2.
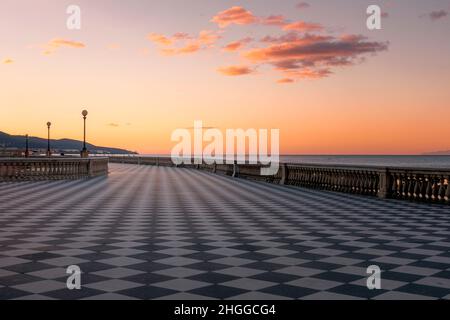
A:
132 155 450 169
279 155 450 169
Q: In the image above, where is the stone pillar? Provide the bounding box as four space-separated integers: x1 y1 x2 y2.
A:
88 159 94 177
279 163 288 185
232 161 239 178
378 169 390 199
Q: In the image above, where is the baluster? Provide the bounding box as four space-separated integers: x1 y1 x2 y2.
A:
354 172 360 193
339 171 344 192
345 171 351 193
331 170 336 190
360 172 366 194
336 171 342 191
438 176 446 201
431 176 439 201
408 174 415 198
401 175 408 198
326 170 331 189
353 172 359 193
418 176 426 199
351 172 357 193
364 172 370 194
365 173 371 195
413 176 421 199
396 174 402 198
305 169 311 187
445 176 450 203
369 172 375 195
312 169 317 188
424 176 432 200
356 172 361 193
359 172 365 194
375 173 381 196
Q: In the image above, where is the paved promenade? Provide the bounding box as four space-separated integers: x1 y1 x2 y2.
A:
0 163 449 300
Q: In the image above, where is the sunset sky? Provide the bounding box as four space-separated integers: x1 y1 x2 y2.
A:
1 0 449 154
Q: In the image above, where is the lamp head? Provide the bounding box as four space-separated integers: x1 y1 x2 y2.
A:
47 122 51 127
82 110 88 117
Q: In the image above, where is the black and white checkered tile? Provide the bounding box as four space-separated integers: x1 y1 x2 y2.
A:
0 163 449 300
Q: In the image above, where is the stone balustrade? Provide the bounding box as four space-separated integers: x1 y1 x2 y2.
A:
108 156 450 204
387 168 450 202
0 157 109 181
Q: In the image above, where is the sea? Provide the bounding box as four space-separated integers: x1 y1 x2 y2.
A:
129 155 450 169
279 155 450 169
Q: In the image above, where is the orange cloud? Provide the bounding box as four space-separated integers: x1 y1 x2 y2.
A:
43 38 86 55
162 43 201 56
2 58 14 64
223 37 253 52
148 33 173 46
284 68 332 79
149 30 220 56
277 78 294 84
148 30 220 56
283 21 323 32
172 32 191 40
197 30 220 45
211 6 257 28
49 39 85 48
217 65 255 76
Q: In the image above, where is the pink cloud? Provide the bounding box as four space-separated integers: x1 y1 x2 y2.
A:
296 2 310 10
242 33 388 80
283 21 323 32
261 15 288 26
429 10 448 21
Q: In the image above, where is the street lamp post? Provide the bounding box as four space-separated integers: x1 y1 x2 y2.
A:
25 134 29 158
81 110 89 158
46 122 52 157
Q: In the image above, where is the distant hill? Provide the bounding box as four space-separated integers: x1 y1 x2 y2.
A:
0 131 137 154
423 150 450 155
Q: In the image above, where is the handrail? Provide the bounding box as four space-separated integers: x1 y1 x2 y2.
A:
0 157 109 181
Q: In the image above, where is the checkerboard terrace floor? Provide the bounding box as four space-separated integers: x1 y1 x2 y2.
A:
0 163 449 300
